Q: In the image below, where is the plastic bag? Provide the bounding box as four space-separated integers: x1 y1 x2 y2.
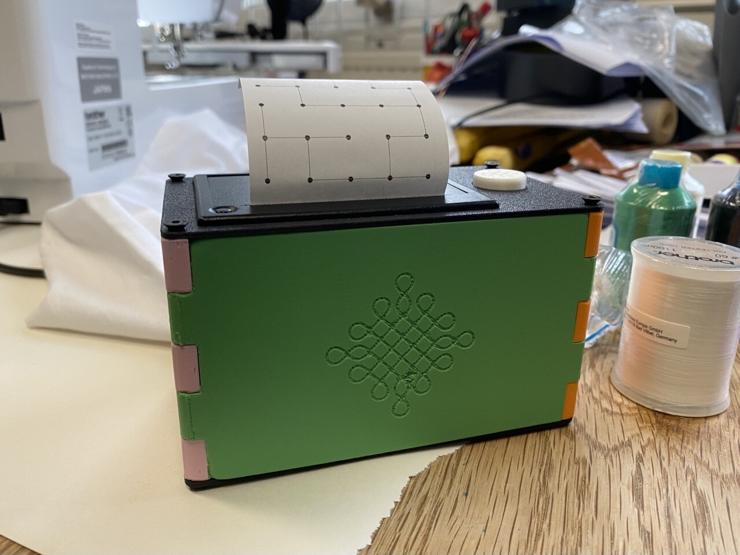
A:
554 0 725 135
586 245 632 346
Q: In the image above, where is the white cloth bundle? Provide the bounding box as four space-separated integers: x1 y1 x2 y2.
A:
27 110 248 341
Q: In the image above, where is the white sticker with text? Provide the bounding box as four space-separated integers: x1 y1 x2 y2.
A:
75 21 115 52
624 305 690 349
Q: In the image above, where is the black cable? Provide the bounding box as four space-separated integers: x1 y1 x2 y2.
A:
0 261 45 278
0 221 46 279
452 96 542 129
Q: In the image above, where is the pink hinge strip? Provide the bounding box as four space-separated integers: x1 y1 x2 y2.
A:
171 344 201 393
162 239 192 293
182 439 208 481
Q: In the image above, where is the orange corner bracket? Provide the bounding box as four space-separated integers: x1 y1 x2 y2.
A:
562 381 579 420
584 211 603 258
572 299 591 343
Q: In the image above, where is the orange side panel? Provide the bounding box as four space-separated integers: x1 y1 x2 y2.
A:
562 381 579 420
584 211 603 258
572 299 591 343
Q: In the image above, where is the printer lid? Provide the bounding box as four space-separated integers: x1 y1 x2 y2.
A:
192 173 498 226
161 166 601 239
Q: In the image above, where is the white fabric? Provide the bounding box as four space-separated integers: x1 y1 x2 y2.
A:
27 110 248 342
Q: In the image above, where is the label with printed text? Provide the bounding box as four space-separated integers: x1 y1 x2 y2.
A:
624 305 690 348
636 237 740 269
75 21 114 51
84 104 135 170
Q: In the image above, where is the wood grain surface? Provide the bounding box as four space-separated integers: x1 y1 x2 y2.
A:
2 334 738 555
360 333 740 555
0 536 36 555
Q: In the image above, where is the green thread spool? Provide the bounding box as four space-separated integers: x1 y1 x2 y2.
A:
705 171 740 248
612 159 696 252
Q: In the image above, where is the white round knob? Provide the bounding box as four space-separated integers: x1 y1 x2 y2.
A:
473 169 527 191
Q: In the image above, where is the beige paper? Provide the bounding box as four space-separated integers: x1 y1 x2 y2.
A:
0 276 458 555
241 78 449 205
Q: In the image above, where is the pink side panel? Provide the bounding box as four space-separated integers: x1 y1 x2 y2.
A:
172 345 201 393
162 239 192 293
182 439 209 481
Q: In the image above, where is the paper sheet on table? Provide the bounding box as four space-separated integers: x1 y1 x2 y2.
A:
440 94 647 132
548 168 626 201
240 78 449 205
2 277 460 555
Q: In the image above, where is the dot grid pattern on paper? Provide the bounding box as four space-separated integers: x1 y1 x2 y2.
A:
326 273 476 417
252 81 434 184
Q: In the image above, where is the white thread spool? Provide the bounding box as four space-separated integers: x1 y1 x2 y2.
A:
612 236 740 416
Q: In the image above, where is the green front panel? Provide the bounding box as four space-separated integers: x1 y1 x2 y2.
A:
170 214 595 480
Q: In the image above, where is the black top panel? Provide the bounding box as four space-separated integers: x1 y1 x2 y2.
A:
161 166 601 239
193 173 498 225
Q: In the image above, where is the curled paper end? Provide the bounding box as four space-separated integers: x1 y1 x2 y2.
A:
240 78 449 205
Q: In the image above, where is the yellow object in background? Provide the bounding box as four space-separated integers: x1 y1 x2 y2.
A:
471 129 584 170
472 146 516 168
454 127 539 164
650 149 692 167
707 153 740 165
652 149 703 166
625 99 678 145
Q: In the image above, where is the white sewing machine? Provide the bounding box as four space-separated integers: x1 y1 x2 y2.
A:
0 0 341 222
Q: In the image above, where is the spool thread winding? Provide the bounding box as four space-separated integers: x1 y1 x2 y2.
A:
613 239 740 417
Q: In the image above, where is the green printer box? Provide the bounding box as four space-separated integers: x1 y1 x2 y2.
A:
161 166 601 489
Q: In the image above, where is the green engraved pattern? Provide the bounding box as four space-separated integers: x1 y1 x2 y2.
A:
326 272 475 417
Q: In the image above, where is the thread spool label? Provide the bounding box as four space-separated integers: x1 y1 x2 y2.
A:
638 238 740 269
624 305 690 348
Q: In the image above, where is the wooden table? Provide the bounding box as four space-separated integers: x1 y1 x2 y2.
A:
3 333 739 555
